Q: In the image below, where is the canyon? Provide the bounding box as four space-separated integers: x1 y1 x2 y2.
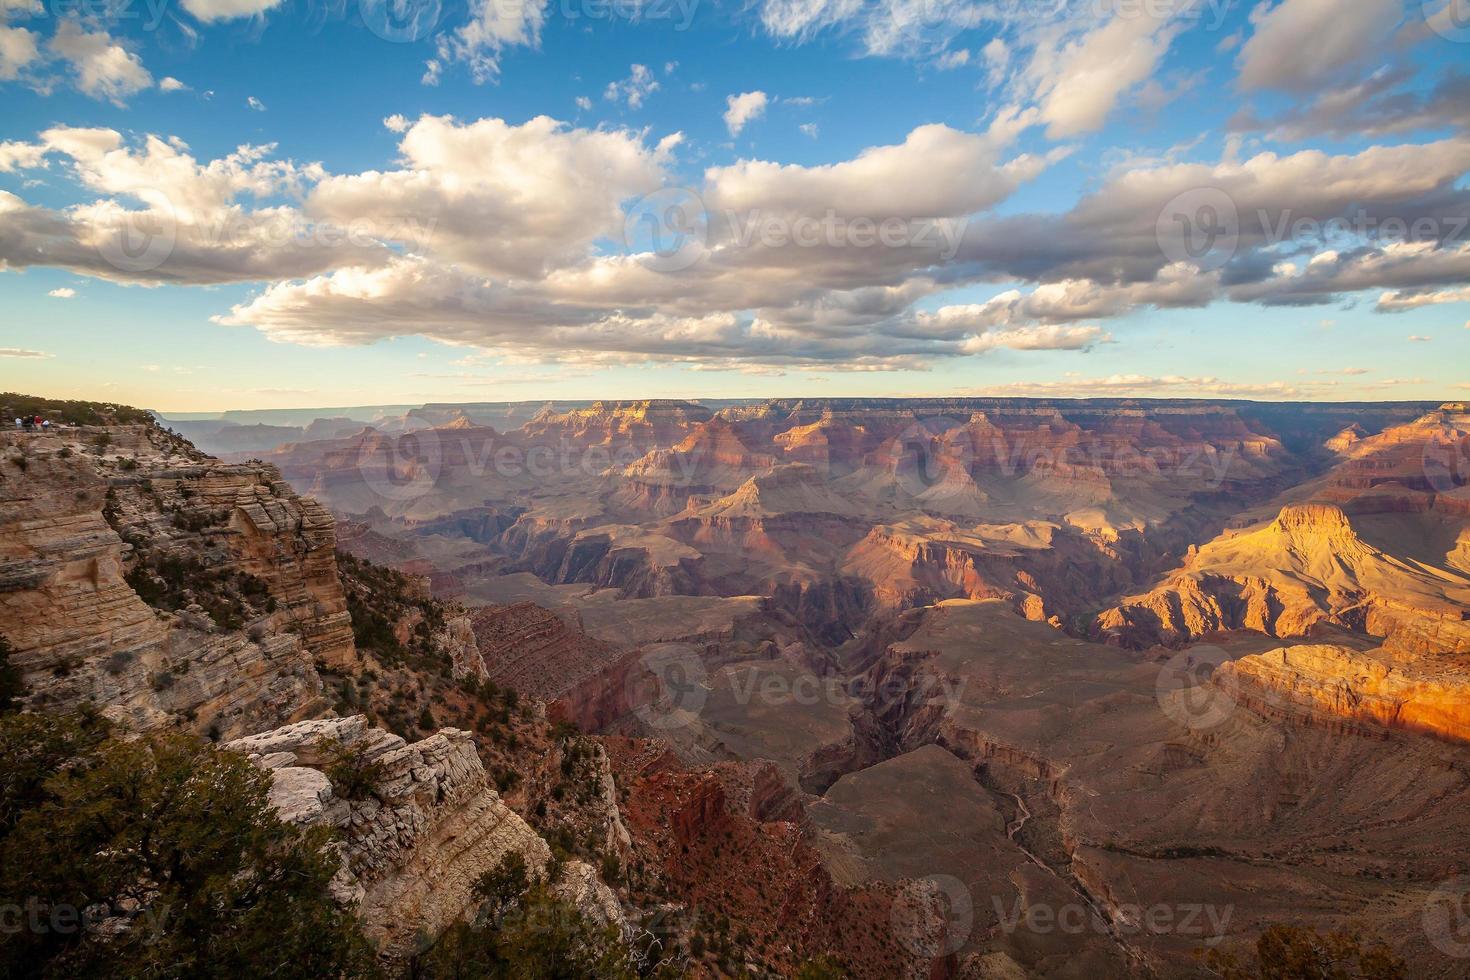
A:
5 394 1470 977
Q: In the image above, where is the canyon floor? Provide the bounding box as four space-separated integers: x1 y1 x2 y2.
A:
8 395 1470 977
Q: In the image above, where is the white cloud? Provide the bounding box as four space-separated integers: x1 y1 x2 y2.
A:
705 123 1046 220
158 76 187 92
935 48 969 70
0 348 52 358
0 24 39 81
434 0 546 83
723 91 768 137
799 122 819 139
604 64 659 109
1030 7 1186 139
48 286 77 298
961 323 1104 353
1236 0 1401 92
179 0 284 21
306 113 675 277
1378 286 1470 311
0 139 46 172
47 21 152 104
575 95 592 111
246 95 266 111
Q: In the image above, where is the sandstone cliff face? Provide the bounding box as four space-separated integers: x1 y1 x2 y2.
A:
225 716 564 964
1093 503 1470 655
1217 644 1470 742
1 423 353 738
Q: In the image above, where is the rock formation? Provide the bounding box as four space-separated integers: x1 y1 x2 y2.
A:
1 423 351 738
225 715 623 965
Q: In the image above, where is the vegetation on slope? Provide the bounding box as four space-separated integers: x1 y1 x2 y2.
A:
0 393 154 427
0 710 374 979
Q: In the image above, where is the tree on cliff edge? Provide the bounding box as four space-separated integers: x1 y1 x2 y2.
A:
0 712 378 979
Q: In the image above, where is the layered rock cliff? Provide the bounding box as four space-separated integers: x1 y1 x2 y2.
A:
1093 503 1470 654
1 423 352 738
225 715 623 966
1216 644 1470 742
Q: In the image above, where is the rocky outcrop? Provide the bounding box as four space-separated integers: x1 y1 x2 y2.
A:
1217 644 1470 742
225 716 613 965
469 601 624 699
1094 503 1470 653
1 424 352 738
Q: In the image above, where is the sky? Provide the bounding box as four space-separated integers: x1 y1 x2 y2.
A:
1 0 1468 411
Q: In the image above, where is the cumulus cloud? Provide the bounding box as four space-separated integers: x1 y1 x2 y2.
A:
605 64 659 108
1377 284 1470 312
0 129 381 285
47 20 153 104
723 91 768 137
179 0 285 22
1236 0 1401 93
6 105 1468 373
1029 5 1187 139
47 286 76 298
306 114 676 277
433 0 546 83
158 76 188 92
705 122 1045 219
1232 242 1470 308
0 24 40 81
1232 70 1470 140
0 139 46 171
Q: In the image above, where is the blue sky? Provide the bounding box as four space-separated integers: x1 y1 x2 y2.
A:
1 0 1468 410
